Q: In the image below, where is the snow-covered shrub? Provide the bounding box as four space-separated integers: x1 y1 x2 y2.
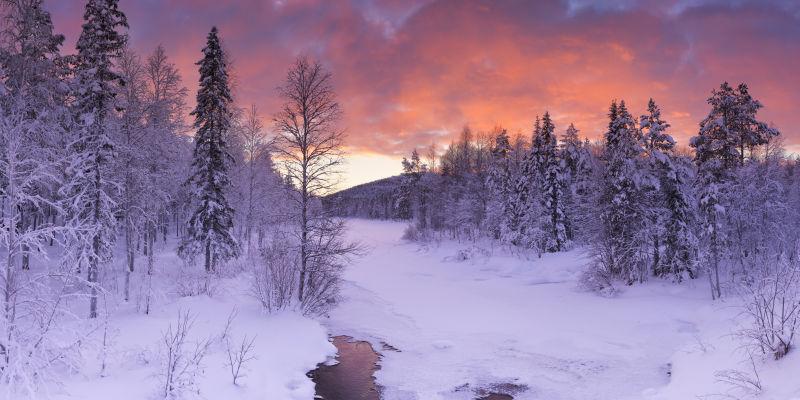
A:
402 224 430 242
0 273 91 398
158 310 211 398
299 259 342 316
447 246 491 263
251 238 297 313
714 354 763 397
579 260 617 297
173 261 220 298
736 255 800 360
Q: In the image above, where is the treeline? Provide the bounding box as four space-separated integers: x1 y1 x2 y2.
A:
337 84 794 291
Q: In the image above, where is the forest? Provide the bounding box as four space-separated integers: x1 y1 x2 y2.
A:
329 85 798 360
0 0 358 397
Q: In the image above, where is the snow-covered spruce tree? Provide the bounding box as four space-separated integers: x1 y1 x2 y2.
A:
62 0 128 318
638 99 683 279
659 156 698 281
396 149 423 221
178 27 240 273
274 56 359 313
486 129 513 239
690 82 779 299
595 100 649 285
559 123 594 243
437 126 488 239
537 112 568 252
502 120 540 249
640 99 697 281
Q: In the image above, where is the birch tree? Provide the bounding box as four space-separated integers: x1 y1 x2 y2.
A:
274 56 358 310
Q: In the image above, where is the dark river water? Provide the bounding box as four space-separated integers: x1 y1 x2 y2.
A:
311 336 381 400
311 335 520 400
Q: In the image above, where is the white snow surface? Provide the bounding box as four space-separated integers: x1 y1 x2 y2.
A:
323 219 800 400
49 275 335 400
31 219 800 400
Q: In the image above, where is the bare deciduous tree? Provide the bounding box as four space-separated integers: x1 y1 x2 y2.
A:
273 56 358 308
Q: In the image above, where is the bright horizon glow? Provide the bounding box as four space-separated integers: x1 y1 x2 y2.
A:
337 152 402 191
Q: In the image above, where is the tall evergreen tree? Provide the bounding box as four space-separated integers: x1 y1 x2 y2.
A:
559 123 592 242
691 82 778 299
560 124 583 180
507 119 540 248
486 129 513 239
640 99 696 280
63 0 128 318
598 100 648 284
396 149 422 220
178 27 239 272
537 112 568 252
660 156 698 281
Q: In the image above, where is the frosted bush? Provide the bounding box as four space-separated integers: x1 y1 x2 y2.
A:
172 261 220 298
251 238 297 313
736 255 800 360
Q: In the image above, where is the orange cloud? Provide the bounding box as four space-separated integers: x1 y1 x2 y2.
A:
48 0 800 167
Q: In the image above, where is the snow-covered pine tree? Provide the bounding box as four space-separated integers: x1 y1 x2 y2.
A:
179 27 240 273
560 124 583 182
660 156 698 281
640 99 697 281
396 149 422 221
597 100 648 284
691 82 780 299
731 83 779 166
538 112 568 252
505 122 538 248
486 129 513 239
559 123 593 242
63 0 128 318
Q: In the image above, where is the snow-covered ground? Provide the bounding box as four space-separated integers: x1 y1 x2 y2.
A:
43 246 336 400
325 219 800 400
38 219 800 400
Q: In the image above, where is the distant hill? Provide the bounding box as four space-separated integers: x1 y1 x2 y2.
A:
323 175 404 219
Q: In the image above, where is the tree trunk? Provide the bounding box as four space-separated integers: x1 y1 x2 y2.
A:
124 213 134 302
205 239 212 272
20 207 29 270
4 178 18 365
298 177 308 303
89 157 102 319
144 223 155 314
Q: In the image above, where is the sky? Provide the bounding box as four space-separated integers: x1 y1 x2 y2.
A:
47 0 800 189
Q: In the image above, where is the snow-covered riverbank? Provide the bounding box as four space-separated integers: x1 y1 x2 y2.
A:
324 219 800 400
